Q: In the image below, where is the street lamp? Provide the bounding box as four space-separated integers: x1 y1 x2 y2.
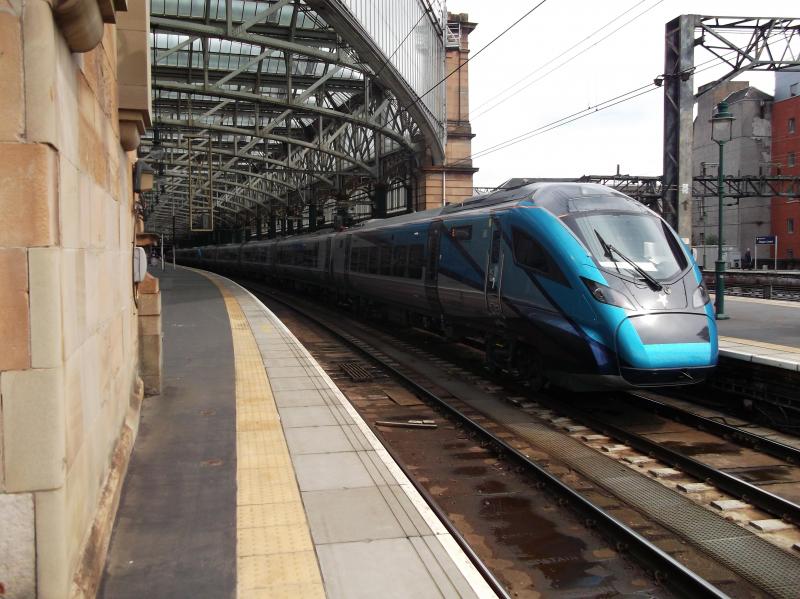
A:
710 100 735 320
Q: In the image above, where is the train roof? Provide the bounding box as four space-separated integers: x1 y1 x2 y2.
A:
197 182 649 248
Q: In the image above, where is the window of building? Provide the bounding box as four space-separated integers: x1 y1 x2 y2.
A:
790 117 796 134
789 218 795 234
791 82 799 97
789 152 797 168
789 248 795 259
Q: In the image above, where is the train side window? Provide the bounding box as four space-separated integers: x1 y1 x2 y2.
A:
407 244 424 279
450 225 472 240
392 246 407 277
367 247 378 274
512 229 547 272
379 246 392 276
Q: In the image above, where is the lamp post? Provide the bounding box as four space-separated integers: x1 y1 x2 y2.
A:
710 100 734 320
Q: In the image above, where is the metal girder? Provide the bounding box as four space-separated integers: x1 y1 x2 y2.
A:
662 15 800 242
145 0 440 240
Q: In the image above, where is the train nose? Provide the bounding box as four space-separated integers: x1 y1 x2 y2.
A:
614 313 718 384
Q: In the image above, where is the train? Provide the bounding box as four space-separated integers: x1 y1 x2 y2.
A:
176 182 718 391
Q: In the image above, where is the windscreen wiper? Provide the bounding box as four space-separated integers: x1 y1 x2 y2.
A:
594 229 662 291
594 230 621 274
607 244 663 291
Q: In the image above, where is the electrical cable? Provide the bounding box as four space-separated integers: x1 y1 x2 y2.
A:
472 0 664 119
459 38 787 168
403 0 550 111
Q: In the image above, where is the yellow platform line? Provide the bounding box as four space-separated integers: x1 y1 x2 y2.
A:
199 271 325 599
720 336 800 355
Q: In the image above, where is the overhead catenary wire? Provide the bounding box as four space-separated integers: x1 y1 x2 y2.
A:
459 40 787 168
471 0 665 119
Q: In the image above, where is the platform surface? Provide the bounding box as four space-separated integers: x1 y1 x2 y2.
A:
713 295 800 371
101 266 494 599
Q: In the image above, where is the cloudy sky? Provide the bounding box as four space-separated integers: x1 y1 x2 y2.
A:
446 0 796 187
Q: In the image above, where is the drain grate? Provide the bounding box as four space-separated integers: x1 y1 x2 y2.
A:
338 360 374 382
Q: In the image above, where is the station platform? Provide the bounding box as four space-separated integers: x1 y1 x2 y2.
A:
713 295 800 372
99 266 494 598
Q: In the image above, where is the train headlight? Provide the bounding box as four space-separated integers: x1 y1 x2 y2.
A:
692 284 711 307
581 277 635 310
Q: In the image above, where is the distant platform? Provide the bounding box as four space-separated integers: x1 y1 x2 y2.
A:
713 295 800 372
100 266 494 599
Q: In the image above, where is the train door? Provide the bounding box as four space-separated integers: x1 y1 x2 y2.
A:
484 215 504 317
424 220 442 313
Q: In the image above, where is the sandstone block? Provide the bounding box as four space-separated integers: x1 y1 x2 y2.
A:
0 12 24 142
1 368 66 491
61 249 88 359
34 486 70 599
23 0 58 148
0 143 58 247
141 373 161 397
0 248 30 371
138 291 161 316
0 492 36 599
139 333 162 377
29 247 63 368
137 313 161 337
138 272 159 293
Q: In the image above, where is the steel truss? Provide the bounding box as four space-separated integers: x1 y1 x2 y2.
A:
142 0 440 239
662 15 800 240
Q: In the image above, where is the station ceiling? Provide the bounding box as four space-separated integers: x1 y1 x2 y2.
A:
142 0 446 236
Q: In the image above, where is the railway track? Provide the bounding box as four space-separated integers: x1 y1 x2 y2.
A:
236 278 800 598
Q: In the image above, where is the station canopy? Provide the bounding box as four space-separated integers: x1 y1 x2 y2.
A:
142 0 447 239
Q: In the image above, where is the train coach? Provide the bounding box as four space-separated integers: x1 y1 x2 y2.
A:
176 182 718 390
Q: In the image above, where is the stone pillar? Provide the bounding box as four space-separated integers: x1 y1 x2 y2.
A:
418 13 478 210
138 273 163 396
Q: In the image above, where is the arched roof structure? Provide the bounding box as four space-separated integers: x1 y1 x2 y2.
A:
142 0 447 238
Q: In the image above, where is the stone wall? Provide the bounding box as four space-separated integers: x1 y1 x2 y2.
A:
0 1 150 597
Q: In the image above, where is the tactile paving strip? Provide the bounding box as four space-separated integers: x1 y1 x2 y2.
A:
486 404 800 598
199 272 325 599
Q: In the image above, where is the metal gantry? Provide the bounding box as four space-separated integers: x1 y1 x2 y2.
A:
662 16 800 240
142 0 446 241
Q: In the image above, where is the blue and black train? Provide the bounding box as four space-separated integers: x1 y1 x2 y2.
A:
177 182 718 390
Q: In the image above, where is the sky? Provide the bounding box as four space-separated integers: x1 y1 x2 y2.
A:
446 0 796 187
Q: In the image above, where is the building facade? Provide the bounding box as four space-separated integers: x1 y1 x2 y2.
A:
771 72 800 268
692 81 773 267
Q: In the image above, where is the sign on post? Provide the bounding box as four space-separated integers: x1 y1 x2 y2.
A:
754 235 778 270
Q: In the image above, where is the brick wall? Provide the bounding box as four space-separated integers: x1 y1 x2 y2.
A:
0 2 148 597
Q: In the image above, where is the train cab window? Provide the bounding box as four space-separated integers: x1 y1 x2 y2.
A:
392 246 408 277
512 229 548 272
512 228 569 286
379 246 392 276
407 244 424 279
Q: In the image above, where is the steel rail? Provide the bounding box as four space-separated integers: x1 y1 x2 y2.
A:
247 287 511 599
627 391 800 465
247 282 729 599
551 398 800 527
